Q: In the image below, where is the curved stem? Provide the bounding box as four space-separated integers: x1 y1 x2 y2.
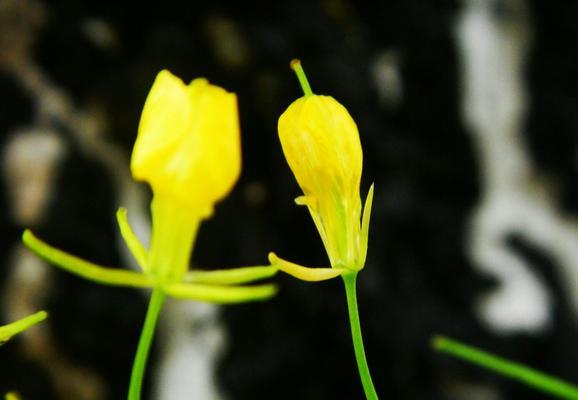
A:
128 288 166 400
342 272 378 400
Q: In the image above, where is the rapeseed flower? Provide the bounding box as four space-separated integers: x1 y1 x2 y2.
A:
22 70 277 400
269 60 374 280
23 70 276 302
268 60 378 399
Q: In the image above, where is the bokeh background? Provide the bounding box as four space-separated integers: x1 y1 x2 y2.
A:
0 0 577 399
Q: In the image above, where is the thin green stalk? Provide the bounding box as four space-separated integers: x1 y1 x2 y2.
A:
128 288 166 400
433 335 578 400
290 59 314 96
342 272 378 400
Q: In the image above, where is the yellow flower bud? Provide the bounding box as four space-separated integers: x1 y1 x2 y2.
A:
131 70 241 218
278 95 363 201
21 69 278 400
130 70 242 282
278 94 367 269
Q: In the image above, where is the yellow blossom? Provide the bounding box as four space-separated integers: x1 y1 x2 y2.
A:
270 61 379 399
22 69 278 400
270 60 374 279
23 69 276 304
278 95 364 268
131 70 241 218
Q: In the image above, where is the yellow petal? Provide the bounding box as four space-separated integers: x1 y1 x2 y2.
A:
278 95 362 200
131 70 191 183
278 94 364 269
131 70 241 216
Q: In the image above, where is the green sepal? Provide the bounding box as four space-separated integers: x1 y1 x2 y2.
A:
116 207 149 272
164 282 278 304
268 252 345 281
22 230 154 288
294 195 332 262
184 265 278 285
359 183 374 268
0 310 47 344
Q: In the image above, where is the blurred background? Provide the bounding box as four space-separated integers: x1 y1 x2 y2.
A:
0 0 577 398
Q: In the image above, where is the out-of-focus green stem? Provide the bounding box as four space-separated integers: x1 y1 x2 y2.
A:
433 335 578 400
128 288 166 400
343 272 378 400
0 310 47 343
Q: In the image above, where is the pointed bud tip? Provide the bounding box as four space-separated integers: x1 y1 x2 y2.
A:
267 252 278 264
431 335 446 350
290 59 301 71
22 229 33 242
37 310 48 320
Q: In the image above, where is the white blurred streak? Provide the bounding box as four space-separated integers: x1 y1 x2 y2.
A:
81 18 120 52
372 50 403 110
3 128 67 225
155 301 226 400
444 380 503 400
456 0 578 334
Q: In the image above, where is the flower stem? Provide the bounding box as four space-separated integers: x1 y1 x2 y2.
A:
0 310 47 343
290 59 314 96
128 287 166 400
342 272 378 400
433 335 578 400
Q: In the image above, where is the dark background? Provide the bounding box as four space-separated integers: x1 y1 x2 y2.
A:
0 0 577 399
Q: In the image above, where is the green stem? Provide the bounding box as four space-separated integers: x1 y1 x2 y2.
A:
290 59 314 96
342 272 378 400
128 288 166 400
0 310 47 343
433 335 578 400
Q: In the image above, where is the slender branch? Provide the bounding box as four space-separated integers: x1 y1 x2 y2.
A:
128 288 166 400
0 310 47 343
22 230 154 288
433 335 578 400
342 272 378 400
116 207 149 271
